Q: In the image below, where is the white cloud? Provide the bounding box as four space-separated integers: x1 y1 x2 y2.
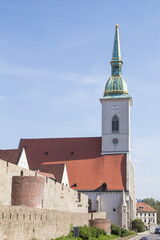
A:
145 179 157 185
0 64 105 86
133 158 142 163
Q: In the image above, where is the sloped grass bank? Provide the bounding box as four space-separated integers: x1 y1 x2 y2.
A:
52 225 134 240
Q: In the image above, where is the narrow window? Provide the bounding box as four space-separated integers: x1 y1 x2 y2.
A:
112 115 119 132
77 192 81 202
88 199 92 211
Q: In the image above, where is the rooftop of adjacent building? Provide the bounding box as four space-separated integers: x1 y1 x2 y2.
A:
137 202 158 213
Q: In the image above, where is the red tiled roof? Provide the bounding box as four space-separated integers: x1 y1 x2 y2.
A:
0 149 21 165
67 155 126 190
31 163 65 183
137 202 157 213
36 171 56 180
18 137 126 191
19 137 101 165
38 155 126 190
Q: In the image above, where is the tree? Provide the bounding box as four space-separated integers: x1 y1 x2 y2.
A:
131 219 145 232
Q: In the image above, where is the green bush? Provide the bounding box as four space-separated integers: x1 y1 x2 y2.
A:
131 219 145 232
111 223 135 237
90 226 106 237
121 228 130 237
53 224 134 240
79 225 91 240
111 224 121 236
79 225 106 240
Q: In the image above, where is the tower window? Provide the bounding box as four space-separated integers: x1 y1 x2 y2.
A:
112 115 119 132
88 199 92 211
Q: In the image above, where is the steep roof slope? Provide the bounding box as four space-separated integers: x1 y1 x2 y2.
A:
32 163 65 183
42 154 126 191
137 202 157 213
0 149 21 165
18 137 126 191
19 137 101 165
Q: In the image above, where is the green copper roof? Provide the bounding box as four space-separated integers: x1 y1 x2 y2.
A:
104 24 129 98
112 24 121 62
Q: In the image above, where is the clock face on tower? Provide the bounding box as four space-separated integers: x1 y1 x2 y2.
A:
113 66 119 76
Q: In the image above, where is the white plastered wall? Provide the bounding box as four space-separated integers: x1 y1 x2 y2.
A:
100 97 131 154
126 152 136 223
137 212 157 225
17 148 29 170
85 191 124 226
61 164 70 187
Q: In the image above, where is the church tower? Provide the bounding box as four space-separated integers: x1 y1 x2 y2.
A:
100 24 132 154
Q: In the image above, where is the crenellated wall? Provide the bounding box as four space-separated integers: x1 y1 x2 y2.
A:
0 159 107 240
0 206 89 240
0 158 88 213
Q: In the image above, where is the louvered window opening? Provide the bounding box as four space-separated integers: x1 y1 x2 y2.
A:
112 116 119 132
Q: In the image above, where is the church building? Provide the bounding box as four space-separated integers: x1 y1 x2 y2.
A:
0 25 136 229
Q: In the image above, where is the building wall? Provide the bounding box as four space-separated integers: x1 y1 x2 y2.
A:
137 212 157 225
100 98 131 154
126 152 136 227
0 206 89 240
0 158 88 213
62 164 70 186
84 191 124 226
17 148 29 169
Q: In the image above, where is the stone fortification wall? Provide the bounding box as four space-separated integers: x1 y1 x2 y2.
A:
0 206 89 240
11 176 45 208
89 211 106 220
90 219 111 234
0 159 88 213
43 177 87 213
0 159 36 206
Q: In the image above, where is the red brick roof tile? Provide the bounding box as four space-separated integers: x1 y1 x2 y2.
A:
0 149 21 165
42 155 126 190
18 137 126 191
31 163 64 183
19 137 101 165
137 202 157 213
36 171 56 180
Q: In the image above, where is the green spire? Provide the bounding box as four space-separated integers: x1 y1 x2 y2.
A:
111 24 123 76
104 24 129 97
112 24 122 62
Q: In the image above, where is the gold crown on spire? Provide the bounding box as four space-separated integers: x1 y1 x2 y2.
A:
116 24 119 28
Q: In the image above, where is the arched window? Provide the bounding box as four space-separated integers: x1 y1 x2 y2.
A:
112 115 119 132
88 199 92 211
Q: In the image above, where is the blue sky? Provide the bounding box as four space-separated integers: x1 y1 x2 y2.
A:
0 0 160 200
